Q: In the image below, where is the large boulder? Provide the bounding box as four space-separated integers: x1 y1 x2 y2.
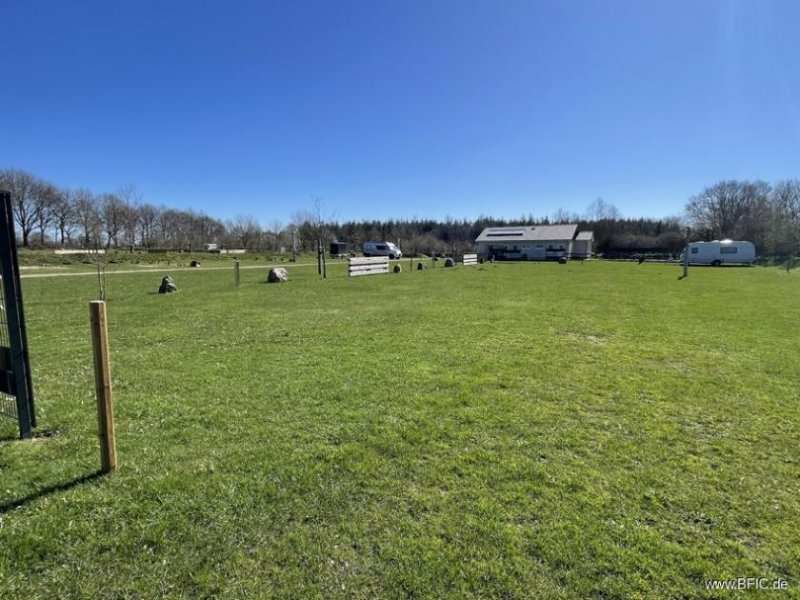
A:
158 276 178 294
444 257 456 268
267 267 288 283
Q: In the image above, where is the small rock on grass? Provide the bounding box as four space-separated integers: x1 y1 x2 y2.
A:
158 276 178 294
268 267 289 283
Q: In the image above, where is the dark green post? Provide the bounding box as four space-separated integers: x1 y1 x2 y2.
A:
0 191 35 439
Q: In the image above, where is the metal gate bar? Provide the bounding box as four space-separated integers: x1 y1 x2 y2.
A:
0 191 35 438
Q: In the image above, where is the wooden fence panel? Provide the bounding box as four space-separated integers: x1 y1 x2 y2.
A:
349 256 390 277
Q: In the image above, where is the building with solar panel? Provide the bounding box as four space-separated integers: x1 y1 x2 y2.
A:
475 224 593 261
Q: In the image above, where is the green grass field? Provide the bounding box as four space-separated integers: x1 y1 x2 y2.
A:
1 261 798 598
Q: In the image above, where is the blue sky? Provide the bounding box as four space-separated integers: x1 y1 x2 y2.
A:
2 1 799 224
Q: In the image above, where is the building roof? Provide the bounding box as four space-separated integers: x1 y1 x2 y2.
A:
475 224 579 243
575 230 594 241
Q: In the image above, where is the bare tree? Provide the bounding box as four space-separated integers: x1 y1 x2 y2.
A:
100 193 126 248
51 187 76 246
738 191 773 252
31 180 59 246
227 214 262 250
193 213 225 249
770 179 800 268
69 189 110 299
585 198 621 221
308 197 337 277
686 180 770 240
289 209 311 252
551 208 581 224
0 169 39 246
154 209 173 248
117 184 142 252
160 209 192 250
267 219 285 251
137 203 160 249
72 188 102 248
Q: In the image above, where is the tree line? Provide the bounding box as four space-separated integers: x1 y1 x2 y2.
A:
1 168 797 258
0 169 264 251
685 180 799 258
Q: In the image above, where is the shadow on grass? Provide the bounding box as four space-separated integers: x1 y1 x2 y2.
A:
0 428 59 443
0 470 106 515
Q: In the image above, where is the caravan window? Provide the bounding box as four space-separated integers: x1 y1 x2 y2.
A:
691 247 699 254
720 247 738 254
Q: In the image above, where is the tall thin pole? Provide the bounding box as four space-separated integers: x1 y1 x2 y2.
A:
90 300 117 473
682 227 690 279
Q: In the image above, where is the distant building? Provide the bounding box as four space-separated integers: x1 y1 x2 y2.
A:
475 224 593 260
330 242 354 257
572 230 594 259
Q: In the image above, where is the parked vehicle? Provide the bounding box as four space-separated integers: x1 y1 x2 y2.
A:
362 240 402 259
680 240 755 266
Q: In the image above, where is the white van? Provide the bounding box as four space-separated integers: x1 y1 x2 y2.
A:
681 240 755 266
362 240 402 259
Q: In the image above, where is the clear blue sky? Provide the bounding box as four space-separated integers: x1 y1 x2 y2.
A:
3 1 799 225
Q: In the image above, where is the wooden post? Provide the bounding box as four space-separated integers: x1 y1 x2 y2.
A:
682 227 690 279
234 260 240 287
90 301 116 473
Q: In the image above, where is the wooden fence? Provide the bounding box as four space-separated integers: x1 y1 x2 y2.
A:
348 256 389 277
463 253 478 266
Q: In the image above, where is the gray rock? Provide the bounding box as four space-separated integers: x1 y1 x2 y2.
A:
268 267 289 283
444 257 456 267
158 276 178 294
558 256 568 264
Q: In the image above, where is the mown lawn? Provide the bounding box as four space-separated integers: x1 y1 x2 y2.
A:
1 261 798 598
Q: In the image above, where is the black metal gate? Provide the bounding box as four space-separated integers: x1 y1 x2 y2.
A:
0 191 35 439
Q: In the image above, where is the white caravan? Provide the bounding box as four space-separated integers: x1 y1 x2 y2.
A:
681 240 756 266
362 240 402 259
